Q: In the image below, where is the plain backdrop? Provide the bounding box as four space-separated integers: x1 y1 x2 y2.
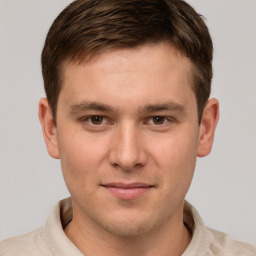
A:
0 0 255 245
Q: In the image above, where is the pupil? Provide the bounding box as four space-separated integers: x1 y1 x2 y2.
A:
91 116 103 125
153 117 164 124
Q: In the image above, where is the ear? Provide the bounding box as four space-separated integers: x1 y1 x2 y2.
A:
38 98 60 159
197 98 219 157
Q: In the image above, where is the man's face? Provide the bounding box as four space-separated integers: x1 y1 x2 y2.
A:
46 43 205 236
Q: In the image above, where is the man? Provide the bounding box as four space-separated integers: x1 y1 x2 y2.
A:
0 0 255 255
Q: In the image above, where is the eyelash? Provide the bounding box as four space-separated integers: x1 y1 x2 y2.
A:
145 116 173 125
81 116 110 126
81 115 174 127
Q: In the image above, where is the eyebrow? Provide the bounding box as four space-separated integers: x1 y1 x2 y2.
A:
70 102 114 114
69 101 185 115
141 102 185 113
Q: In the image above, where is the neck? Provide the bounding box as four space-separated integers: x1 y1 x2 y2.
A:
64 206 191 256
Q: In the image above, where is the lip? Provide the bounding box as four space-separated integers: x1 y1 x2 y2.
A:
102 182 154 200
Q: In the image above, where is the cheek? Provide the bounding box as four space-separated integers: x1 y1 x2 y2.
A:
151 132 198 190
57 131 109 192
153 132 197 165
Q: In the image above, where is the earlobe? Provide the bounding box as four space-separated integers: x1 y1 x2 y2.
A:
38 98 60 159
197 98 219 157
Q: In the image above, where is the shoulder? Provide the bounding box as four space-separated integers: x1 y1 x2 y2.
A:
183 201 256 256
207 227 256 256
0 227 52 256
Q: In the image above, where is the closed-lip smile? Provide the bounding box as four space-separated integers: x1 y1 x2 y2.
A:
102 182 154 200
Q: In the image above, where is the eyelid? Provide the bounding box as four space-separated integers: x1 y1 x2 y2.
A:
145 116 174 125
79 115 175 129
80 115 112 126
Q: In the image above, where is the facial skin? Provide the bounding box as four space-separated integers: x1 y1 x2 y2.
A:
39 43 219 256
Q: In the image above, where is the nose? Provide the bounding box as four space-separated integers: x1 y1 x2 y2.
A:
109 123 147 171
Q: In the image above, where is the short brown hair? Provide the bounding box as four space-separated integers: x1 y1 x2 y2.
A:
41 0 213 123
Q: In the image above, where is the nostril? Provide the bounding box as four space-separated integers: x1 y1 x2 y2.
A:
111 161 145 172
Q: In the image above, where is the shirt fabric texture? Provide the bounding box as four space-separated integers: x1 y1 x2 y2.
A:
0 198 255 256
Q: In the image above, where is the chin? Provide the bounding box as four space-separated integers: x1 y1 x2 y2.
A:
103 221 154 238
96 210 165 238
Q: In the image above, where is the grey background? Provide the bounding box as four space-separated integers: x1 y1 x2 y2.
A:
0 0 255 245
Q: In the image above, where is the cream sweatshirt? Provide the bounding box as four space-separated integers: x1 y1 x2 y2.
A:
0 198 256 256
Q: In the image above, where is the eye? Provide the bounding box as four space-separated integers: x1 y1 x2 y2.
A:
82 115 108 126
147 116 169 125
90 116 105 125
152 116 166 125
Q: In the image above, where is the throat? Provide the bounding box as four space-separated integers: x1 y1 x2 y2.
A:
64 218 191 256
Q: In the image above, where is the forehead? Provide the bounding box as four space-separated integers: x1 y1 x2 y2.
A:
59 43 195 110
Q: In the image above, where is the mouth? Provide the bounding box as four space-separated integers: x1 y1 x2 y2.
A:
101 182 154 200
